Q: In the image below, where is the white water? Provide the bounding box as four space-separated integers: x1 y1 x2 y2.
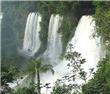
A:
40 15 101 94
9 15 102 94
19 12 41 57
42 14 63 65
0 12 3 60
70 16 101 72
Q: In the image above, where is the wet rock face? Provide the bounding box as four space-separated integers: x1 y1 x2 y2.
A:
80 1 95 15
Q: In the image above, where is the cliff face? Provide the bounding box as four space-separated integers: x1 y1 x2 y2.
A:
80 1 95 15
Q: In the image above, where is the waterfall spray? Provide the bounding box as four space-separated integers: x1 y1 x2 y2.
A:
40 15 102 94
19 12 42 57
42 14 63 65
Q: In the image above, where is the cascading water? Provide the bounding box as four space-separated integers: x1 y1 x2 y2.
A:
9 15 102 94
0 13 3 57
19 12 41 57
42 14 63 65
40 15 102 94
70 16 101 72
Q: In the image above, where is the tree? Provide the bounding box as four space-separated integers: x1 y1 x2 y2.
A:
52 44 94 94
1 65 19 94
24 58 54 94
82 55 110 94
51 80 71 94
93 1 110 42
81 2 110 94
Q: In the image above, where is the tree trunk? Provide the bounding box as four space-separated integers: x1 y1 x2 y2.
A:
37 70 41 94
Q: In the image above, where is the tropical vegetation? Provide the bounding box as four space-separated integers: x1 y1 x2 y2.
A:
1 1 110 94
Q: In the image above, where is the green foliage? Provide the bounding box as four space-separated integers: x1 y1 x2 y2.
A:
51 81 71 94
2 1 81 57
23 58 54 94
52 44 94 94
9 86 35 94
81 2 110 94
1 64 19 94
82 55 110 94
93 2 110 42
36 13 50 56
1 65 19 85
81 2 110 93
24 58 54 75
4 2 110 94
35 1 81 55
59 16 78 52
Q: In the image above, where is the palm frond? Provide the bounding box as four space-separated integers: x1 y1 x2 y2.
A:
22 61 36 75
40 64 54 75
20 75 32 87
31 58 42 69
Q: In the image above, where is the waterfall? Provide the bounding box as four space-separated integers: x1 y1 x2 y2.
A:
42 14 63 65
19 12 41 57
70 16 101 72
40 15 102 94
0 12 3 58
9 15 102 94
